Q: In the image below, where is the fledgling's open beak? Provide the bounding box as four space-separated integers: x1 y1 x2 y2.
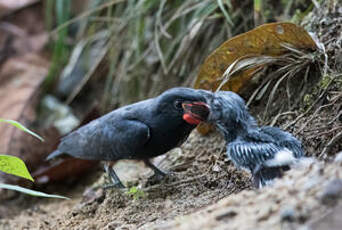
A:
182 101 210 125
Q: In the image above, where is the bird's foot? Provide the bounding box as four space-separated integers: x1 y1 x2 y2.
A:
145 174 164 186
145 170 176 187
152 168 169 181
144 159 168 178
104 164 125 189
143 159 175 186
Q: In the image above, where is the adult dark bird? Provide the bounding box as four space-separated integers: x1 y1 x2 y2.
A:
184 90 308 188
47 87 210 188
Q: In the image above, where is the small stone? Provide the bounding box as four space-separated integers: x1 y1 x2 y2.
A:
212 164 221 172
82 187 105 205
320 179 342 205
280 206 296 222
103 221 122 230
215 210 238 221
256 205 273 222
334 152 342 163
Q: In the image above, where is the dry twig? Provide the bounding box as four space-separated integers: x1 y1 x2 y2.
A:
319 130 342 159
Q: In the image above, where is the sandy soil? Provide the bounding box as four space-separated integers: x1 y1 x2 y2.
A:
0 123 341 230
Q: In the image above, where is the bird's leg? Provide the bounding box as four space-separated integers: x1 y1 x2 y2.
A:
144 159 167 181
103 162 125 189
251 165 263 188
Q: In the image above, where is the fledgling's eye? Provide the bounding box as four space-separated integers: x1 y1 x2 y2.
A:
173 99 183 109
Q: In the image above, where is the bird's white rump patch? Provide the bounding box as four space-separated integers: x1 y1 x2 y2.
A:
292 157 315 169
265 148 295 167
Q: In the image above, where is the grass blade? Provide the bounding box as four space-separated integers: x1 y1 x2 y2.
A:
0 119 44 142
217 0 233 26
0 183 70 199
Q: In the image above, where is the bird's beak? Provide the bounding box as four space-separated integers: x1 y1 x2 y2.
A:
182 102 210 125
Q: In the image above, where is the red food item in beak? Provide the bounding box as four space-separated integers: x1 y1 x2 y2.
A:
182 102 209 125
183 113 202 125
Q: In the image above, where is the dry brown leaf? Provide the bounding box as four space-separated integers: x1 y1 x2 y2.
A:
29 108 101 185
0 3 99 187
194 22 317 135
0 3 47 65
0 55 99 185
0 0 39 18
32 158 98 184
0 3 54 185
194 22 317 93
0 54 49 183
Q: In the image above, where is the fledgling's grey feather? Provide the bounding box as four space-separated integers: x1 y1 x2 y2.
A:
200 90 306 188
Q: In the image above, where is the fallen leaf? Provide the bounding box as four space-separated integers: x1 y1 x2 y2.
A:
194 22 318 134
0 54 49 183
32 158 98 184
194 22 317 93
0 2 48 63
0 0 39 18
30 108 101 185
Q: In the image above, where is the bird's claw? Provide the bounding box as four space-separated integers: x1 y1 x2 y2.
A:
145 170 176 186
152 171 167 181
144 159 169 178
104 164 125 189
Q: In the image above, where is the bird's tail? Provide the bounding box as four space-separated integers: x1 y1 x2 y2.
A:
253 165 290 188
292 157 316 169
46 150 63 161
253 157 315 188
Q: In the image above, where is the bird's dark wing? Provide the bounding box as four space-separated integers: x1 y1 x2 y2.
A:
226 141 282 171
260 126 304 158
58 119 150 161
245 128 275 143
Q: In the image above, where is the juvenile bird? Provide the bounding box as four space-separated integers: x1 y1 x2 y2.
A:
184 90 306 188
47 87 210 188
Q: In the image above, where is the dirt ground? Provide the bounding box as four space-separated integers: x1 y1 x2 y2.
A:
0 131 249 230
0 77 341 230
0 122 341 230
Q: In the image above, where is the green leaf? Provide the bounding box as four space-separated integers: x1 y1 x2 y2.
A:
217 0 233 26
0 119 44 142
0 155 34 181
0 183 70 199
126 186 145 200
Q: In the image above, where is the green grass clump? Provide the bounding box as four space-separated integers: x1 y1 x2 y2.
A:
46 0 254 111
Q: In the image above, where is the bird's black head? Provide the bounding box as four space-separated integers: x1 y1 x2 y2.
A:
156 87 210 126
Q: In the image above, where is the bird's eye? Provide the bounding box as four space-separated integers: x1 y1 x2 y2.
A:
173 100 183 109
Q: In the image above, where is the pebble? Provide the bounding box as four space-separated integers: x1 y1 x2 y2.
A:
320 178 342 205
280 206 296 222
334 151 342 163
